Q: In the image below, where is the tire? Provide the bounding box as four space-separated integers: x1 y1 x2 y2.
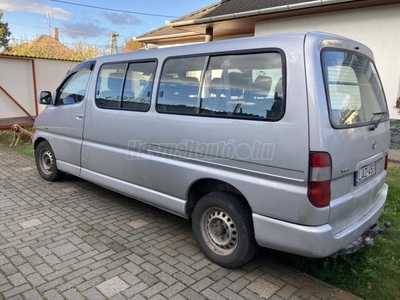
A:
35 141 65 181
192 191 258 268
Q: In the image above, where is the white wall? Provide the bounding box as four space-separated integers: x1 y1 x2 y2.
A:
0 58 34 119
0 56 78 120
35 59 77 113
157 37 203 48
255 4 400 119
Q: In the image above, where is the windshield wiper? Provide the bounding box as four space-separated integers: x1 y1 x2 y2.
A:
369 112 387 131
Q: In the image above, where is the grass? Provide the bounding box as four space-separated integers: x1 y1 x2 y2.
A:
0 131 399 299
267 162 400 300
0 129 34 156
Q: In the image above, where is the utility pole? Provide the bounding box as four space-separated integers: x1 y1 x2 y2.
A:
110 33 119 54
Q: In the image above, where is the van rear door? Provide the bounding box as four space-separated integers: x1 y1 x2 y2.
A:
322 49 389 234
306 35 390 238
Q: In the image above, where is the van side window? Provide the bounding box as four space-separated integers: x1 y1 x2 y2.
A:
122 61 156 111
95 61 156 111
56 70 91 106
201 53 284 120
156 52 285 120
157 56 206 114
96 63 127 109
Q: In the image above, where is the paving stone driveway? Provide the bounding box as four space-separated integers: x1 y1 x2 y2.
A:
0 144 361 300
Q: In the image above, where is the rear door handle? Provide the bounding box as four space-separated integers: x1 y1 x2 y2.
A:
76 113 84 120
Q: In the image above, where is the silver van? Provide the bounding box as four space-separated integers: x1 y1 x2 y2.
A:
33 32 390 268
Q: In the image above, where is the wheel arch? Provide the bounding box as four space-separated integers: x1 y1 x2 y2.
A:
186 178 249 218
33 137 47 150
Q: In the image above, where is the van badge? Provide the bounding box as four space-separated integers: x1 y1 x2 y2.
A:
372 141 378 150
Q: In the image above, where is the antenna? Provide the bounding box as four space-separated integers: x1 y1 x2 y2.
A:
46 11 52 35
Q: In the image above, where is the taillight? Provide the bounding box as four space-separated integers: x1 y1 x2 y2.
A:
308 152 332 207
384 154 388 170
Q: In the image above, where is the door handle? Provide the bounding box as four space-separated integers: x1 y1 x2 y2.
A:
76 113 84 120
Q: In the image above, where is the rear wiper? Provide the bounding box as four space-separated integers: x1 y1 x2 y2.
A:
369 112 387 131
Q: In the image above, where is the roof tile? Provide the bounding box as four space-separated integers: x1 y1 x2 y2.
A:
203 0 311 18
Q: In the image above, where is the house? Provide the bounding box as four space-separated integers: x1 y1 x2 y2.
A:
137 0 400 124
3 29 76 60
26 34 75 60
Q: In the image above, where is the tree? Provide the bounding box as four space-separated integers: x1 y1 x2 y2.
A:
122 37 143 53
0 9 12 51
6 35 73 59
5 36 99 61
71 41 99 61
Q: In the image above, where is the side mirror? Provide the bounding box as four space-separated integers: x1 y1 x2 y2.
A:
39 91 52 105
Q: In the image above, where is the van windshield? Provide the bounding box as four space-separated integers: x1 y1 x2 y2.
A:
322 50 388 127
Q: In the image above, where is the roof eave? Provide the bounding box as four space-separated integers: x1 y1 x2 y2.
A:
167 0 357 27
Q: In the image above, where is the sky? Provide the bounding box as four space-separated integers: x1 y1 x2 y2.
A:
0 0 215 50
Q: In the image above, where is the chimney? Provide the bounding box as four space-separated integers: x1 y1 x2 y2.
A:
53 27 59 41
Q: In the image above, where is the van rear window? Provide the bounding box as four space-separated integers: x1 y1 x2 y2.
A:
322 50 388 127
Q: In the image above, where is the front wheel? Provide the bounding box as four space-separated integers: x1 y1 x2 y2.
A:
192 192 258 268
35 141 65 181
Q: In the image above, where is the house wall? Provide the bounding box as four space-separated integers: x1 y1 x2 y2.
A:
157 37 203 48
0 56 78 125
156 34 253 48
255 4 400 120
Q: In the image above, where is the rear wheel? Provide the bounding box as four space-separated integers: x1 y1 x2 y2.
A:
192 192 258 268
35 141 65 181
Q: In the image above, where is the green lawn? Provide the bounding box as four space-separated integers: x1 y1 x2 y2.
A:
0 131 399 299
0 129 34 156
264 162 400 300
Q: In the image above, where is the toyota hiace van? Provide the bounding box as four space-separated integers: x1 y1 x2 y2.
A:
33 32 390 268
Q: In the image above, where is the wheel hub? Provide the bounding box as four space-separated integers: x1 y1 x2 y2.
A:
201 208 238 256
214 223 226 236
40 150 54 175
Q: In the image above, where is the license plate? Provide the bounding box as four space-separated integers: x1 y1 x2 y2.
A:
355 162 376 186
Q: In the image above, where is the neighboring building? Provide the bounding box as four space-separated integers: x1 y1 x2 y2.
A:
27 34 76 60
137 0 400 122
3 30 76 61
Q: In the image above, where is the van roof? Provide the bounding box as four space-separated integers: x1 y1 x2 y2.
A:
92 31 370 64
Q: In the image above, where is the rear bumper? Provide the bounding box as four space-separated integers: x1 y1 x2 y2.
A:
253 183 388 258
